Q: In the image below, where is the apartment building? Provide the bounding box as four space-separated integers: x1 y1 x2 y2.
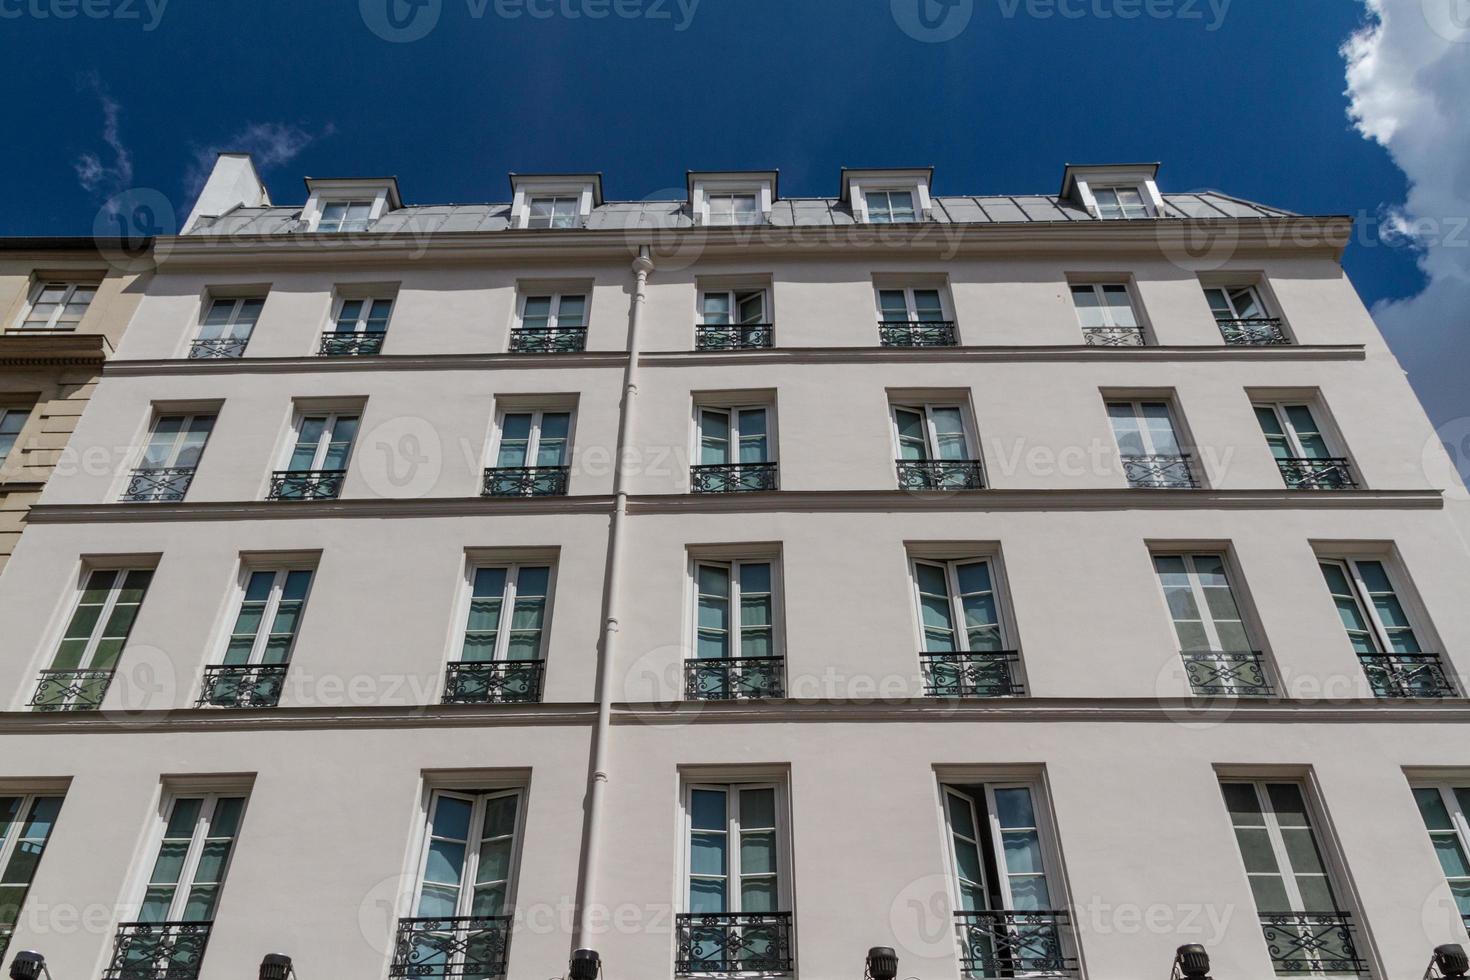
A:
0 239 150 569
0 155 1467 980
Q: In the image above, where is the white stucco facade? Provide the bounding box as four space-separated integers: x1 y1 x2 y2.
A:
0 161 1467 980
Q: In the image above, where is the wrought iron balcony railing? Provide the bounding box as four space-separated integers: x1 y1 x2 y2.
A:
1082 326 1146 347
1217 317 1290 346
879 320 958 348
442 661 545 705
123 467 197 503
685 657 785 701
389 915 512 979
954 909 1077 977
690 462 779 493
29 669 114 711
696 323 773 350
897 459 986 491
187 337 248 359
921 651 1026 698
1359 652 1456 699
319 330 386 356
482 466 570 498
197 664 289 709
268 470 346 501
0 926 11 963
1122 454 1199 489
103 921 213 980
509 326 587 354
1180 651 1275 697
1259 912 1366 975
1276 457 1358 491
675 912 793 975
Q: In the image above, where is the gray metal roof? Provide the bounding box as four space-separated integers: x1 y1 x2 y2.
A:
187 191 1297 236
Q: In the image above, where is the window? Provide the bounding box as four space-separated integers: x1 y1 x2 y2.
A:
1255 404 1355 490
322 296 393 356
1092 186 1149 219
914 558 1021 697
270 413 358 501
442 564 551 704
124 414 215 502
511 293 587 353
0 409 29 464
865 189 917 223
1220 780 1364 975
32 568 153 711
692 405 776 492
1411 784 1470 928
191 297 264 359
1318 558 1450 697
316 200 374 232
877 287 955 346
0 794 64 958
1205 285 1268 321
1205 286 1288 345
395 790 522 979
485 410 572 496
705 193 760 226
1154 554 1270 696
1107 400 1197 488
526 196 581 229
942 782 1073 977
892 403 983 490
1070 284 1144 346
200 568 313 709
698 289 771 350
679 783 792 975
18 281 96 331
688 561 782 700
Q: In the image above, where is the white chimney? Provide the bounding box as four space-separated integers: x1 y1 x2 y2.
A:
184 153 272 232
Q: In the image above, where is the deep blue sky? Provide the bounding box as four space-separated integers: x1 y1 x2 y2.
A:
0 0 1433 397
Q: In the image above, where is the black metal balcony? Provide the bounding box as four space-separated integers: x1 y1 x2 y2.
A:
123 467 197 503
897 459 985 491
1122 454 1199 489
187 337 248 359
0 926 11 962
509 326 587 354
482 466 570 498
1276 457 1357 490
268 470 346 501
1359 652 1456 699
442 661 545 705
879 320 958 347
1180 651 1275 697
921 651 1025 698
1082 326 1146 347
697 323 773 350
1217 317 1290 346
319 330 386 356
102 921 212 980
196 664 288 708
1259 912 1365 975
690 462 779 493
954 910 1077 977
675 912 793 975
28 669 114 711
389 915 512 979
685 657 785 700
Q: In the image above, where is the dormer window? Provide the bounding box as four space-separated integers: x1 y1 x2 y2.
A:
1059 164 1165 221
865 190 917 224
527 195 581 229
317 201 375 233
301 178 402 233
841 168 933 225
707 193 760 226
688 172 777 227
1092 186 1149 220
510 175 601 230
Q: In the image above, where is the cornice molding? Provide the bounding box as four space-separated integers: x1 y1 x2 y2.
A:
0 332 112 368
0 703 598 735
104 351 630 376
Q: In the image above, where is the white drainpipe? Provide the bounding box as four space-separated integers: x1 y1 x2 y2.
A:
575 246 654 948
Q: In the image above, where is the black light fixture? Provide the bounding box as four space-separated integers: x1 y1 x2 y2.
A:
8 951 49 980
1174 944 1211 979
259 953 294 980
1434 944 1470 979
568 947 600 980
865 946 898 980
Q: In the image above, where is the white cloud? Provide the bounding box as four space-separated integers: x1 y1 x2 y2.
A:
73 73 134 202
184 121 336 196
1342 0 1470 482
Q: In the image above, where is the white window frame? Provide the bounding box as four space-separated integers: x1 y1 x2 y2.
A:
874 285 951 323
45 567 153 677
1221 780 1343 914
1106 399 1186 457
283 412 359 473
1204 284 1271 320
689 559 784 662
489 408 575 469
699 289 769 326
197 296 265 342
910 557 1014 655
704 192 762 227
0 407 31 464
1150 553 1253 653
510 181 596 230
218 566 315 667
516 292 588 334
695 404 777 465
0 792 63 930
138 414 215 471
1318 557 1423 655
1412 782 1470 911
133 792 249 923
1089 185 1151 219
310 199 380 233
411 788 526 919
1069 282 1145 340
328 295 395 335
681 781 790 916
452 562 557 665
889 402 978 462
863 188 920 224
16 280 99 332
1254 402 1336 460
691 178 774 226
524 195 583 230
939 780 1064 914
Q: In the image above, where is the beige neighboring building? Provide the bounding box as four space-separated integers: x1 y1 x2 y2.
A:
0 239 150 569
0 156 1468 980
